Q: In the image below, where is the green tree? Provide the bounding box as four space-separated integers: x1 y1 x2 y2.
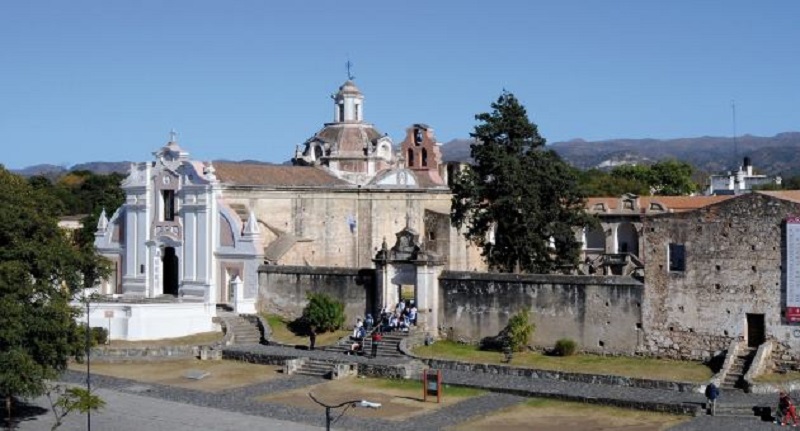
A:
578 169 650 197
648 159 697 195
451 91 595 273
0 166 109 425
301 292 346 333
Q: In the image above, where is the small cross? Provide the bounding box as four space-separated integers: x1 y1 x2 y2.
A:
169 129 178 143
345 60 355 81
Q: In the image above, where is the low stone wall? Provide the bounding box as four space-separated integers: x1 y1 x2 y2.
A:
222 347 422 379
89 345 200 362
420 358 700 393
222 349 297 366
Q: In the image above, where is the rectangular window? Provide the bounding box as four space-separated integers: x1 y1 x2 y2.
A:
163 190 175 221
668 243 685 272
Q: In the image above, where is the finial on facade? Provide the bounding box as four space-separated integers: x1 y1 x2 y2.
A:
345 59 355 81
96 208 108 232
243 210 260 236
381 237 388 252
169 129 178 143
203 162 217 181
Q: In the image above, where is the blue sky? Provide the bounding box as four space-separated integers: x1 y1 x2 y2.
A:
1 1 798 169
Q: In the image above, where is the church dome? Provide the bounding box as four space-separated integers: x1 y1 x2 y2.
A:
337 80 362 96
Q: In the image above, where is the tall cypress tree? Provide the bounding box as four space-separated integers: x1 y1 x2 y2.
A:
451 91 595 273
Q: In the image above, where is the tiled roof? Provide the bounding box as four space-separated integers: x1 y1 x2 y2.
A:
214 163 348 187
586 195 734 213
758 190 800 204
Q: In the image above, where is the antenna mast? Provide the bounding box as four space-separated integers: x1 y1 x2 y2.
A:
731 100 738 170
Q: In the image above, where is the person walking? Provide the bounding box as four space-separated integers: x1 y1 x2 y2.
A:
705 382 719 416
777 391 798 426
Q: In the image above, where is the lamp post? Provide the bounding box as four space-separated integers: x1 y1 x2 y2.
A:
308 392 381 431
81 291 98 431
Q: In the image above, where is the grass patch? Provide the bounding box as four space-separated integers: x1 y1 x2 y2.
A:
355 377 484 397
753 371 800 384
108 331 222 348
70 359 284 392
263 313 348 346
450 397 687 430
414 341 712 383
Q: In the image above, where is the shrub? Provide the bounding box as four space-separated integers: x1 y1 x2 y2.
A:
77 325 109 346
506 309 534 352
301 292 345 333
554 338 577 356
481 309 535 352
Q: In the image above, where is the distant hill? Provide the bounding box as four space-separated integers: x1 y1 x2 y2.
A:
11 159 278 178
14 132 800 178
439 132 800 176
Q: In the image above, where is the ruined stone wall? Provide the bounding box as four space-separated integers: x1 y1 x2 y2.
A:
643 193 800 361
258 265 375 323
438 271 644 354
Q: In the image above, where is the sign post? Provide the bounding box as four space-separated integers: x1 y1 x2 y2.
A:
423 369 442 403
104 310 114 343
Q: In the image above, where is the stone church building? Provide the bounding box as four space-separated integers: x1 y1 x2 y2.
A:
91 80 483 339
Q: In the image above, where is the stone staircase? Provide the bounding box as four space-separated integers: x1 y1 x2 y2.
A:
325 330 410 358
294 358 335 378
711 403 772 421
221 313 262 345
721 347 756 391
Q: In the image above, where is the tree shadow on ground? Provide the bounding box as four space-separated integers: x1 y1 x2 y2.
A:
2 398 50 430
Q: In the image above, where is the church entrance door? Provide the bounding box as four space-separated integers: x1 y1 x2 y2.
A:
162 247 179 296
746 313 765 348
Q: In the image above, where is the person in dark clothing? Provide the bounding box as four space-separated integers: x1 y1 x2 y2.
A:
308 328 316 351
704 382 719 416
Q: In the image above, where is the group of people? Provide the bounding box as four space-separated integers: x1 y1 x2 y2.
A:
706 383 798 426
380 299 418 333
343 300 418 355
347 315 386 356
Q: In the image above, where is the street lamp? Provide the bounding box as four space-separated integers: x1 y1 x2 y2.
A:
308 392 381 431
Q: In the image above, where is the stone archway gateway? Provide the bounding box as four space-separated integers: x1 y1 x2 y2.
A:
373 227 445 332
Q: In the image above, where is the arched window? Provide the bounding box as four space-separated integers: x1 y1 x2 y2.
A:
407 149 414 167
421 148 428 167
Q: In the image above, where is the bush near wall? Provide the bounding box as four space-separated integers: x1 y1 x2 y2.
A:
554 338 577 356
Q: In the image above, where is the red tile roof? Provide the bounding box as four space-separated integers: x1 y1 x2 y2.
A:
214 163 348 187
586 195 734 213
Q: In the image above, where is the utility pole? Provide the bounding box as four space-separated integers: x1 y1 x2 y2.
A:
84 293 92 431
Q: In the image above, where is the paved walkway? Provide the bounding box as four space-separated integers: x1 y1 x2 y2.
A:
40 343 793 430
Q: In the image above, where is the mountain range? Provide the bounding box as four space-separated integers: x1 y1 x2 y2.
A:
9 132 800 178
440 132 800 176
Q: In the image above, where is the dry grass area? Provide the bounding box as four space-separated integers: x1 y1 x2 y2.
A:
262 313 349 347
753 371 800 384
414 341 713 383
107 331 223 348
448 398 687 431
258 377 483 420
70 359 284 392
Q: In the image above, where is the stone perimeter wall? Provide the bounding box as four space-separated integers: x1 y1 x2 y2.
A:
438 271 644 355
258 265 375 321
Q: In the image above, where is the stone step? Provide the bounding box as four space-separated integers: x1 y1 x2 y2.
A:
713 404 765 418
